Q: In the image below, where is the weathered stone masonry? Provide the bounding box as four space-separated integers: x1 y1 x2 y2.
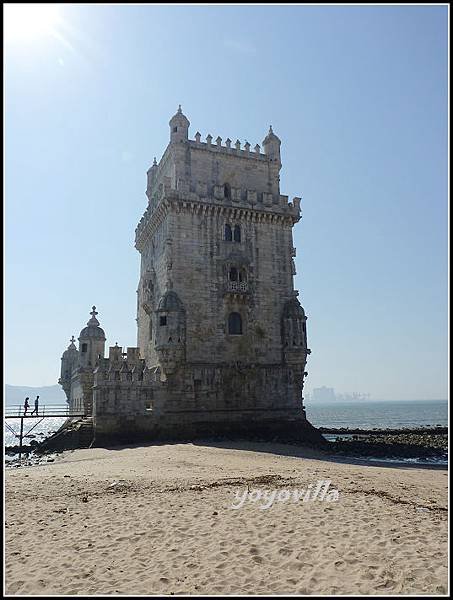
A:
58 107 322 443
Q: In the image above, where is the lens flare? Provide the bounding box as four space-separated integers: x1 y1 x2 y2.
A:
5 4 61 42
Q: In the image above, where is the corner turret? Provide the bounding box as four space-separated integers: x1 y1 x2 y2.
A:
262 125 281 166
78 306 106 368
155 290 186 379
169 105 190 144
59 335 79 401
146 157 158 201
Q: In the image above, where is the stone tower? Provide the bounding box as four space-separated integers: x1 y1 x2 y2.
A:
133 107 314 439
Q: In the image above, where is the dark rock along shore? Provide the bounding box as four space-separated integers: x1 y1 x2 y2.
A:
5 425 448 465
321 427 447 459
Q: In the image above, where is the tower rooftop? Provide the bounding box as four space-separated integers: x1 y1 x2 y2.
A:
79 306 106 340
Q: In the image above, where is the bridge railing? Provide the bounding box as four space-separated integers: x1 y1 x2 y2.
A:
5 405 86 418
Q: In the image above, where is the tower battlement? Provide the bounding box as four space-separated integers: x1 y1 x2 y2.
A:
188 135 267 159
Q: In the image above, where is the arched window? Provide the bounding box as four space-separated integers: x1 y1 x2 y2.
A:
234 225 241 242
228 312 242 335
225 224 232 241
229 267 238 281
224 183 231 199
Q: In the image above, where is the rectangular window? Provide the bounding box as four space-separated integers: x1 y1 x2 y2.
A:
160 316 167 326
81 343 87 352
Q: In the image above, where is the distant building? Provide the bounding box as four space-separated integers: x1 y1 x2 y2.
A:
58 107 323 444
312 387 336 402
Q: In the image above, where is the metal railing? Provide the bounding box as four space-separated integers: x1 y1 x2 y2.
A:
5 405 87 461
5 404 86 418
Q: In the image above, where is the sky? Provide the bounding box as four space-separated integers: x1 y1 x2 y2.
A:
5 4 448 400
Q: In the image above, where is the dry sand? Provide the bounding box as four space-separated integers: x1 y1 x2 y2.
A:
5 441 448 595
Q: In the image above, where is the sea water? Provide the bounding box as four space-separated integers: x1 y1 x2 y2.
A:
306 399 448 466
4 416 67 449
306 399 448 429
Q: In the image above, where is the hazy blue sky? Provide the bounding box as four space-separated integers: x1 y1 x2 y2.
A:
5 5 448 400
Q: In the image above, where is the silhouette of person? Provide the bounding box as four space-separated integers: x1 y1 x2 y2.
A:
31 395 39 416
24 397 29 416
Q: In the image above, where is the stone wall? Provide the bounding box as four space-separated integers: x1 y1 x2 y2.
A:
136 195 302 367
91 345 314 442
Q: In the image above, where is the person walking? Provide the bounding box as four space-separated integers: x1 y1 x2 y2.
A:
31 395 39 416
23 397 29 416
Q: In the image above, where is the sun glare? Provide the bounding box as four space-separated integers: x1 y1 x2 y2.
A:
5 4 61 42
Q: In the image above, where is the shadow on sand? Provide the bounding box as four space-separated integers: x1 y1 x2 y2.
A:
90 437 447 471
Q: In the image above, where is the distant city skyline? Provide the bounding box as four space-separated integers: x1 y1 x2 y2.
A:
306 387 407 402
5 5 448 400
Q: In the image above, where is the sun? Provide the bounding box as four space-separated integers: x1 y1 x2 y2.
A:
5 4 61 42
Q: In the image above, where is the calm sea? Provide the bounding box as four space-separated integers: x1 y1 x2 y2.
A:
4 416 67 451
306 399 448 429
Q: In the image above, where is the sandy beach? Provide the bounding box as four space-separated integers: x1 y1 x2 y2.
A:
5 441 448 595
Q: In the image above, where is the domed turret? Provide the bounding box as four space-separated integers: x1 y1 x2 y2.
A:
157 290 184 312
169 105 190 144
282 297 306 320
155 291 186 378
146 157 158 201
78 306 106 368
282 298 309 360
262 125 281 164
59 335 79 401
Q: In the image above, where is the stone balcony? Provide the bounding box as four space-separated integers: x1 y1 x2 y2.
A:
224 280 250 301
228 281 248 293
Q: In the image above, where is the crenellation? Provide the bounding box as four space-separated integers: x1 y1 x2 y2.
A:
186 138 268 159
